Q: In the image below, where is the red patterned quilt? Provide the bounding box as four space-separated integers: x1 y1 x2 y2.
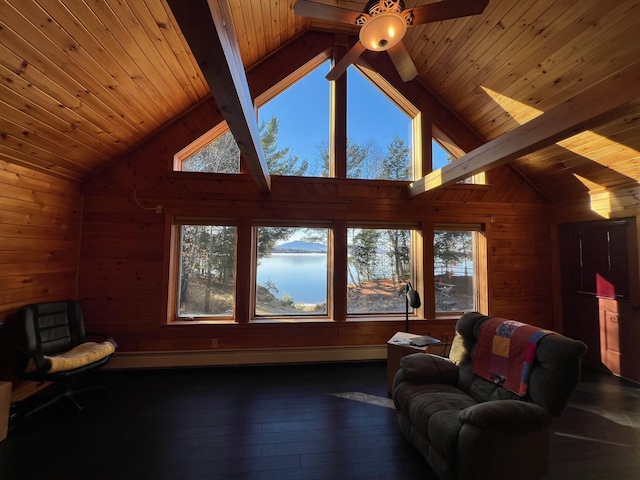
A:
473 318 552 396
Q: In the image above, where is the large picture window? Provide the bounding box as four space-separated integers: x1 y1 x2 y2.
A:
166 52 488 325
257 63 330 177
255 226 329 316
347 227 416 314
434 227 481 313
346 67 414 180
168 220 485 322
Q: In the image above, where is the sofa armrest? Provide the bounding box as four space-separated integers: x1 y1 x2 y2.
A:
398 352 459 384
459 400 552 434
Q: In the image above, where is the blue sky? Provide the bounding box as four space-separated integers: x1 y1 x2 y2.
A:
258 61 450 173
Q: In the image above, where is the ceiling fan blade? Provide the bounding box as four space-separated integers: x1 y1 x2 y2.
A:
293 0 361 25
388 42 419 82
326 42 367 81
409 0 489 26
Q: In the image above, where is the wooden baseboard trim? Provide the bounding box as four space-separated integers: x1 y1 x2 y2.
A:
106 345 388 370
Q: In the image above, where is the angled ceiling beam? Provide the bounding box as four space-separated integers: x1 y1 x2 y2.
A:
167 0 270 193
408 60 640 197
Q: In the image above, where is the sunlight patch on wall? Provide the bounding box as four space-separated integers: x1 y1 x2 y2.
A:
573 173 640 218
589 186 640 219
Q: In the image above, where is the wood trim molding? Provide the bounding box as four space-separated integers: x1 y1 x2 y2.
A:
105 346 387 369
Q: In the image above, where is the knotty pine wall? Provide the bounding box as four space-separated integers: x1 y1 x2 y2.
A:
78 100 552 360
0 33 558 368
0 160 82 379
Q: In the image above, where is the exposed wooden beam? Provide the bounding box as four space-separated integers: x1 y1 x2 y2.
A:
167 0 270 193
408 61 640 197
332 35 349 179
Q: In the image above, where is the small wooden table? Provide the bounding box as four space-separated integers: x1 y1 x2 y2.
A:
0 381 10 442
387 331 447 394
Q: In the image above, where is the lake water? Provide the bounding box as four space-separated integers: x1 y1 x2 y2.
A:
257 253 327 304
256 253 473 305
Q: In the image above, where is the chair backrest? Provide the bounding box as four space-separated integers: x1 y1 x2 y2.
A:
449 312 588 416
18 301 86 356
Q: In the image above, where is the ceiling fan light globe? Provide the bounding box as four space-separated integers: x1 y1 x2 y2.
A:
359 12 407 52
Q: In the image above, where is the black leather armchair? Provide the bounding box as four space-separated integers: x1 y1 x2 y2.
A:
16 300 116 418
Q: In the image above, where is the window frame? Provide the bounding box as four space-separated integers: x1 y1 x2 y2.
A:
345 223 422 317
174 60 426 182
433 224 487 318
252 223 332 319
167 217 238 324
255 61 331 178
173 122 239 173
165 218 486 324
344 66 415 181
164 49 490 324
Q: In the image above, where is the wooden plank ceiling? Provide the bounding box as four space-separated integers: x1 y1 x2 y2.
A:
0 0 639 204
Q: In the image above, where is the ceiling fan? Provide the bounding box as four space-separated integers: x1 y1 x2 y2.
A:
293 0 489 82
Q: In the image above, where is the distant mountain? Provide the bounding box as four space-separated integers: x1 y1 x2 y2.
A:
274 241 327 253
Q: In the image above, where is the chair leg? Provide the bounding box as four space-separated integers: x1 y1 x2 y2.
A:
25 382 108 419
65 384 109 412
25 393 68 419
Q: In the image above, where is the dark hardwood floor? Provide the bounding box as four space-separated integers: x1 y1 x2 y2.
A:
0 361 638 480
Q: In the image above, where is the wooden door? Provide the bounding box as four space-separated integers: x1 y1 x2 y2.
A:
560 218 640 383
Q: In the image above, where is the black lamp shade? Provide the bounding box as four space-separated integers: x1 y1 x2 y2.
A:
406 283 421 308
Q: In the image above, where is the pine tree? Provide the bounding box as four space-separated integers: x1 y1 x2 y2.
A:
380 133 410 180
260 116 308 176
352 229 382 282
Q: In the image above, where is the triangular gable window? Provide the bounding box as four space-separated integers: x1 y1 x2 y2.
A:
175 55 473 182
176 122 240 173
257 62 330 177
346 66 413 180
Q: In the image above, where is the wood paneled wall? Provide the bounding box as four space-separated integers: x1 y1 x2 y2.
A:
0 160 82 377
79 129 551 357
0 28 556 367
74 30 553 359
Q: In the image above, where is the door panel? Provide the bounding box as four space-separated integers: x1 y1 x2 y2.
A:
563 291 602 367
560 218 640 383
599 298 621 373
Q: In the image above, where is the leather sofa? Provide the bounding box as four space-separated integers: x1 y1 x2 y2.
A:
392 312 587 480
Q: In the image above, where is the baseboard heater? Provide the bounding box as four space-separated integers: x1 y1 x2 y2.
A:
105 345 387 369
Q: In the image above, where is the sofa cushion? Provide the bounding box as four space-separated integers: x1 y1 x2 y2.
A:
394 382 477 459
462 362 523 403
459 400 552 434
428 409 465 462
